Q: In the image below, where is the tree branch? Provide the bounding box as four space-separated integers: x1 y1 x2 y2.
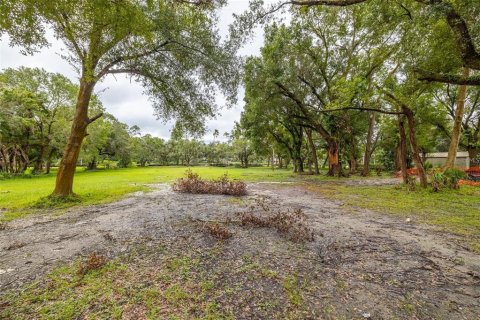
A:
415 68 480 85
97 40 171 80
87 112 104 124
288 0 367 6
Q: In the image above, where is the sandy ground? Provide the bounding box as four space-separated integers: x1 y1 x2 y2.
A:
0 182 479 319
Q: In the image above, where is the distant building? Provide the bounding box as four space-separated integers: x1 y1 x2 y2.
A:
424 152 470 168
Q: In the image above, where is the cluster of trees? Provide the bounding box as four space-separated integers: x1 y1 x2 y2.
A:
0 68 259 173
1 0 480 195
237 0 480 187
0 68 76 174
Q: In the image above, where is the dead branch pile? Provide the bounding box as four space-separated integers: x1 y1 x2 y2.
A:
173 170 247 196
239 198 314 243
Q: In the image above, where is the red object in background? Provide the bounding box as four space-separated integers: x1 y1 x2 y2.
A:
395 168 419 177
465 166 480 174
459 179 480 186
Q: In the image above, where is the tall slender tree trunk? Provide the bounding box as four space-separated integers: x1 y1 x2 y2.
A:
306 129 320 174
297 157 304 173
53 80 95 196
45 148 55 174
33 143 47 173
398 116 408 184
349 155 357 174
403 108 428 188
362 112 375 176
271 148 275 169
446 67 470 168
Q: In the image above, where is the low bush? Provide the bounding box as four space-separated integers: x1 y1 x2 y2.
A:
172 170 247 196
430 168 465 192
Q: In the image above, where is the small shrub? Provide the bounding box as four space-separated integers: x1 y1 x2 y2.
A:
405 176 416 191
77 252 107 276
430 168 465 191
204 223 233 240
423 161 433 171
431 171 447 192
172 170 247 196
444 168 465 189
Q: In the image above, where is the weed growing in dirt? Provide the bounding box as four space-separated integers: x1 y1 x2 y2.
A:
239 198 314 243
204 222 233 240
173 170 247 196
77 252 107 276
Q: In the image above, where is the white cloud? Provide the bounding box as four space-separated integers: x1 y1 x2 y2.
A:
0 1 269 141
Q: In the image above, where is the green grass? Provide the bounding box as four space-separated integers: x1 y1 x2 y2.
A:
0 166 310 221
308 184 480 251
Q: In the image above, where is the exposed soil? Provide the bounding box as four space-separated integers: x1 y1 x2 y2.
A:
1 182 479 319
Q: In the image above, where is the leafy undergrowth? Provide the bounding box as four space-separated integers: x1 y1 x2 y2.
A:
173 170 247 196
308 183 480 252
32 193 82 209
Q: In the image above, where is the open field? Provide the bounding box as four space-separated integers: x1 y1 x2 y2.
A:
1 167 478 244
0 167 306 221
0 166 387 221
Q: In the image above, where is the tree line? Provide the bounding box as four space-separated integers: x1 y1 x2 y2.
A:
0 67 261 174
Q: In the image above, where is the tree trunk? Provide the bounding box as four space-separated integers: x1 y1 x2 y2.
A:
398 116 408 184
298 157 304 173
327 140 341 176
362 112 375 176
446 67 470 168
53 80 95 196
306 129 320 174
403 108 428 188
33 143 47 174
87 158 97 170
45 148 55 174
468 148 479 167
349 156 357 174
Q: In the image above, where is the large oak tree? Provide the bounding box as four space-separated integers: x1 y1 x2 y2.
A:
0 0 239 196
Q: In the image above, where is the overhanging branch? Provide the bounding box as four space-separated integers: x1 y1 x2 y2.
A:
415 68 480 85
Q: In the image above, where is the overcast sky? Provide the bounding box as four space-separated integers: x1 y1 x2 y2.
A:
0 1 272 141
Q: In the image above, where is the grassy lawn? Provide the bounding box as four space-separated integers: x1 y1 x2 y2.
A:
0 166 307 221
308 184 480 251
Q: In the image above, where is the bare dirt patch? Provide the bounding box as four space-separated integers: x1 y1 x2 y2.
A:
0 182 479 319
